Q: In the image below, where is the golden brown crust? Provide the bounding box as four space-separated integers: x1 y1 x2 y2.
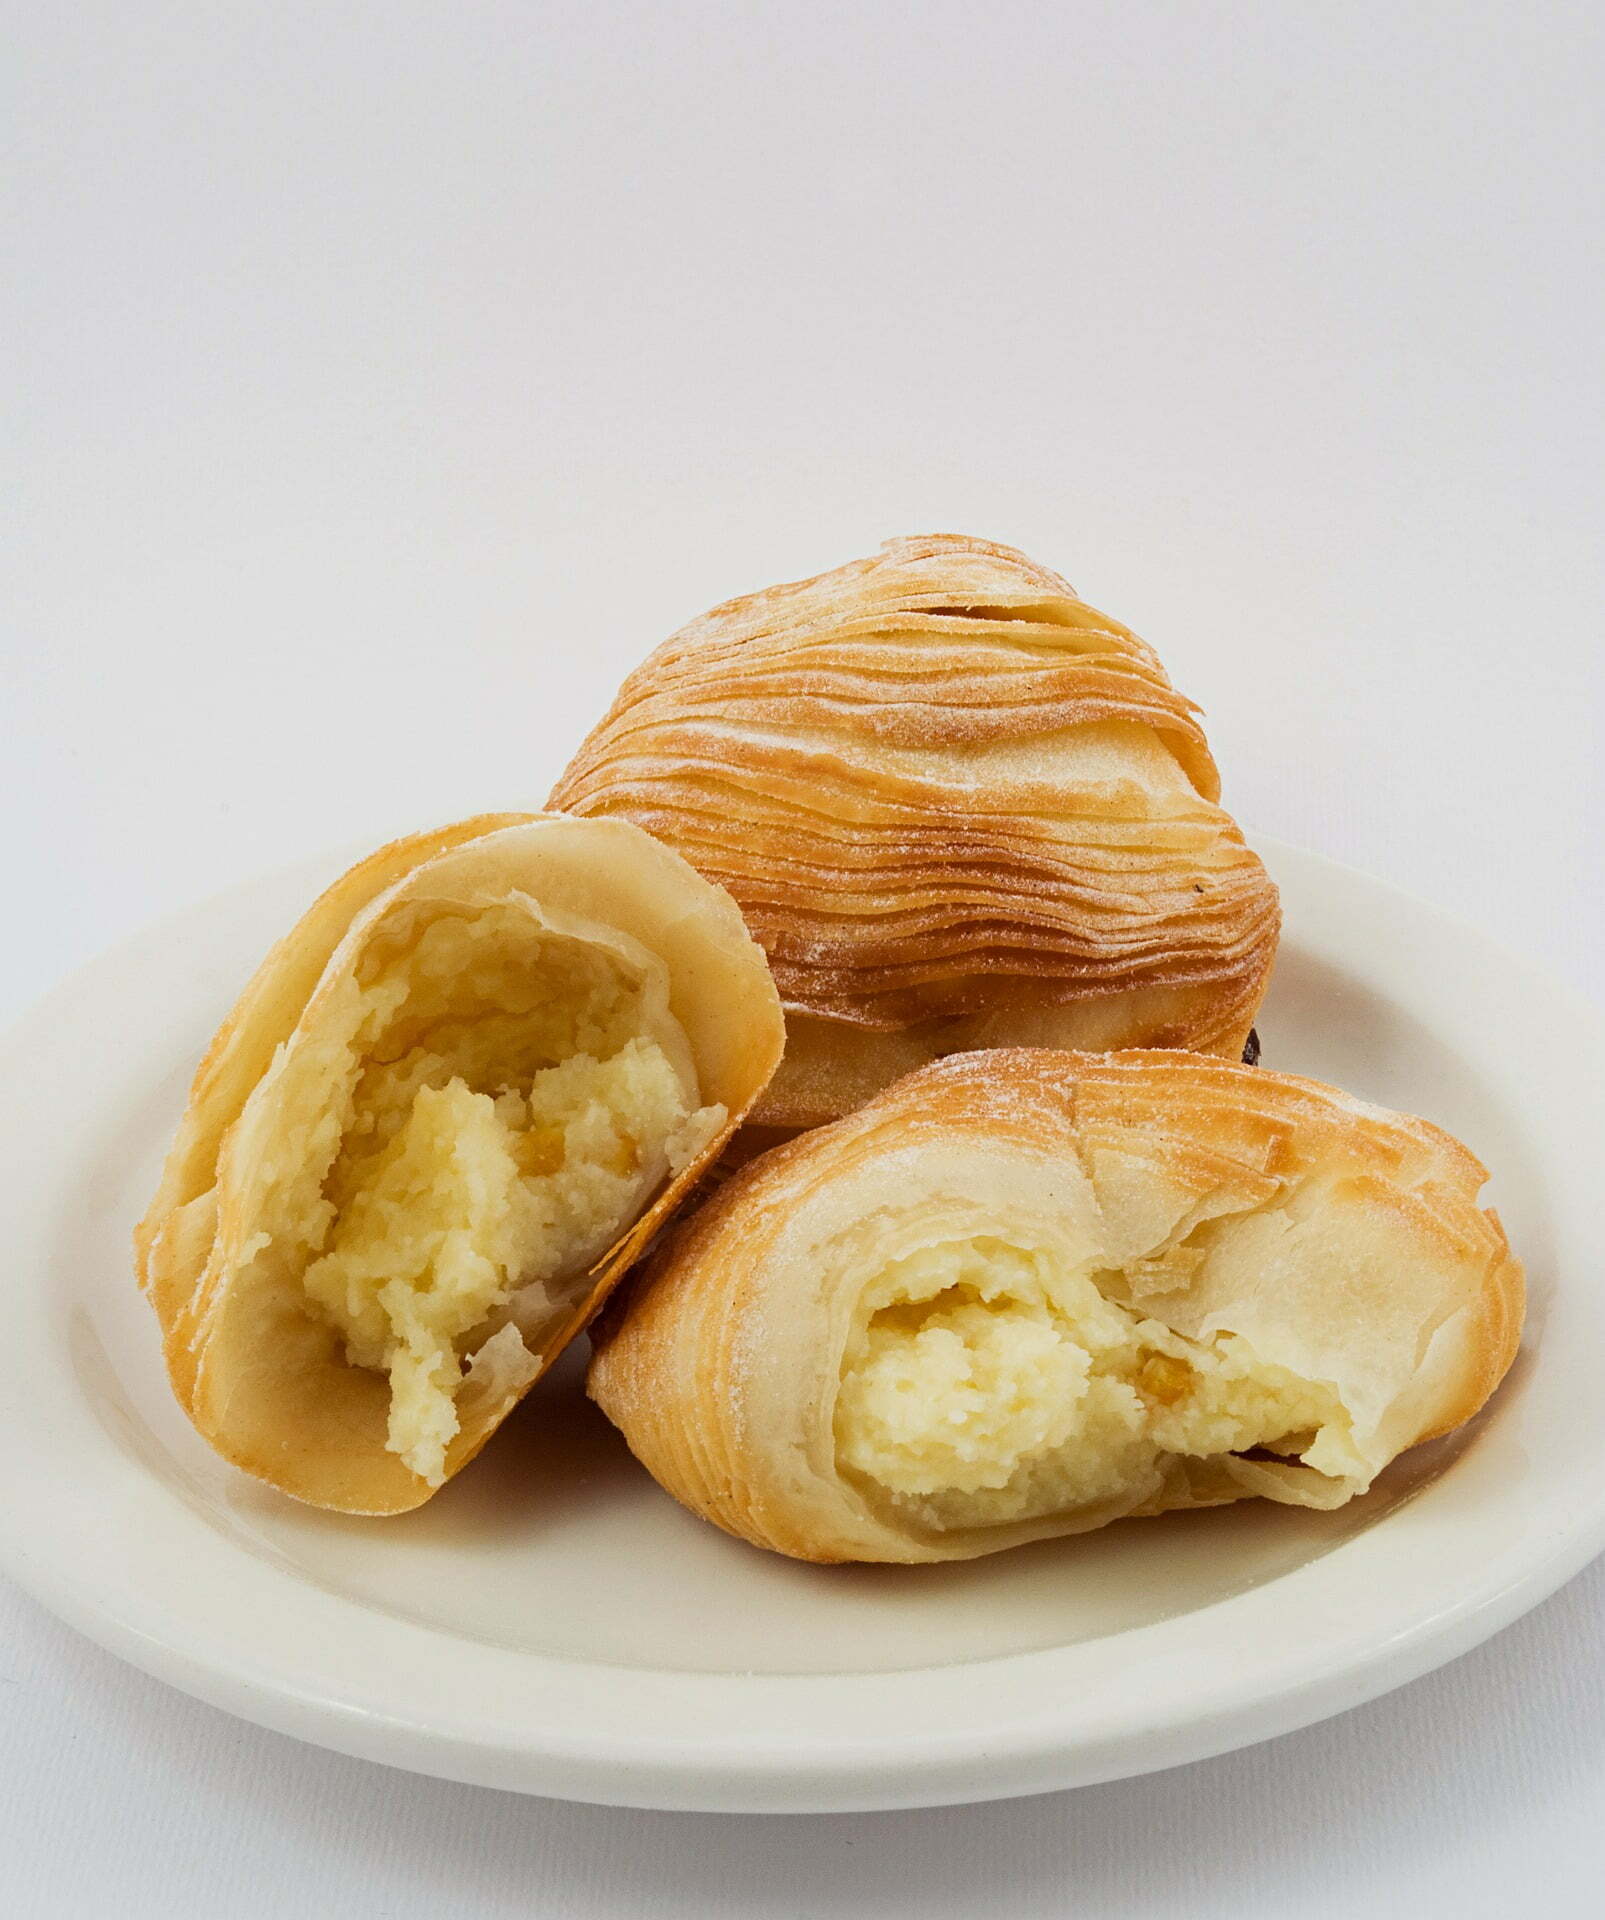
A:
550 536 1280 1125
588 1049 1524 1564
136 814 784 1514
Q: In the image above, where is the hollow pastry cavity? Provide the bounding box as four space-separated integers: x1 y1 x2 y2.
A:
835 1236 1353 1534
136 814 785 1514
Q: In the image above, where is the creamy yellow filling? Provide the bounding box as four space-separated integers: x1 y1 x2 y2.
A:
836 1238 1354 1530
278 905 717 1486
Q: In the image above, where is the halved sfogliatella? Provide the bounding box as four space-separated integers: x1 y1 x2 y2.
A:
137 814 784 1514
550 534 1280 1129
588 1050 1523 1563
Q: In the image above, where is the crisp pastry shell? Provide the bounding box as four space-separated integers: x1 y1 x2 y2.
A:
135 813 784 1514
587 1048 1524 1563
551 535 1281 1127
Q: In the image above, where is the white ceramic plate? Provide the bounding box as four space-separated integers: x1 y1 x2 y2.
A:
0 838 1599 1812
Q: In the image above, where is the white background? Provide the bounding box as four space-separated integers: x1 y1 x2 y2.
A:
4 3 1603 1914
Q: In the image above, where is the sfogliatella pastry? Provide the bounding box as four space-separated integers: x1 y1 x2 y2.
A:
550 535 1279 1129
588 1049 1523 1563
137 814 783 1514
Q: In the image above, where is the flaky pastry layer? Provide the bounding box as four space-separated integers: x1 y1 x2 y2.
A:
551 535 1280 1125
588 1049 1523 1563
136 814 783 1513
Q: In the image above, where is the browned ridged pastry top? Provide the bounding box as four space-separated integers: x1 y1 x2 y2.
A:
551 535 1279 1124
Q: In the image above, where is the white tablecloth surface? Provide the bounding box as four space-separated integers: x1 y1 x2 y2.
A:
6 5 1602 1913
